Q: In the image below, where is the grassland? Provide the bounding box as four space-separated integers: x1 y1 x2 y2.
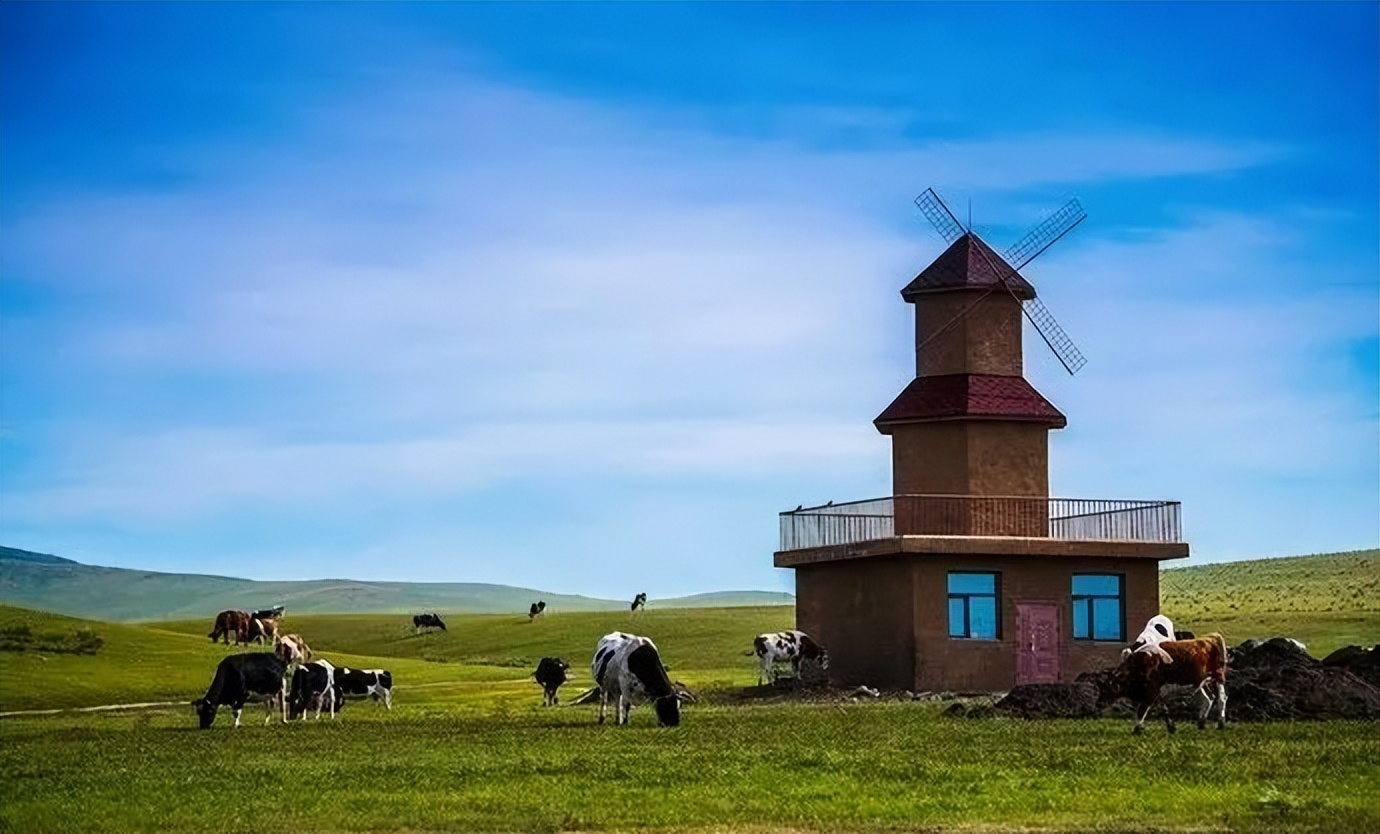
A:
1161 550 1379 654
2 702 1376 834
2 551 1378 833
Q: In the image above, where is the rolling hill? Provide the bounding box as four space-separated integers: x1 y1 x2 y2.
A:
0 546 792 622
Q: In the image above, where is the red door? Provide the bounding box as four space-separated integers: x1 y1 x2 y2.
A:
1016 602 1061 685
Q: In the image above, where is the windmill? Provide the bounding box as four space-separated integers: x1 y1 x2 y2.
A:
913 188 1087 375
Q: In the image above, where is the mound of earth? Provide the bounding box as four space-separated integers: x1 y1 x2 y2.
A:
994 682 1100 719
995 637 1380 722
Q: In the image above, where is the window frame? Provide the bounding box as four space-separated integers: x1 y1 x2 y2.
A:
947 570 1001 640
1071 572 1126 642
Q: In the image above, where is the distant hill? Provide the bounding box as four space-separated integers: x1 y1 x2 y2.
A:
0 546 793 622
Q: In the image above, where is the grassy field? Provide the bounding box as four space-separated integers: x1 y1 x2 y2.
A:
2 551 1378 833
2 703 1376 834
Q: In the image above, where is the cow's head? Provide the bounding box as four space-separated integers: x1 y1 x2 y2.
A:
653 694 682 727
191 698 217 729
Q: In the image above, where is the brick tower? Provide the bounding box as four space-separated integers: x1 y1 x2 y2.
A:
874 232 1066 537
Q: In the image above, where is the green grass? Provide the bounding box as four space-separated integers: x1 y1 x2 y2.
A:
1161 550 1380 655
1 704 1375 834
2 551 1378 833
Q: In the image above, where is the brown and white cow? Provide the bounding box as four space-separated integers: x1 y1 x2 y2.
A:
247 617 280 645
274 633 312 666
208 610 251 645
1099 633 1228 734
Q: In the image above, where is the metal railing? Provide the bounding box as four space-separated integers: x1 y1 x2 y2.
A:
778 495 1181 551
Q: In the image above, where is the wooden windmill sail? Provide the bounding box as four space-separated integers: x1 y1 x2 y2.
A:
912 188 1087 375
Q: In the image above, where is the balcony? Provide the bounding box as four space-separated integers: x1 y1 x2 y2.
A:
778 495 1182 552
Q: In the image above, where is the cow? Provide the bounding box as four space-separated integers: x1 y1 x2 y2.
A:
208 610 251 645
1123 615 1177 662
630 593 647 613
413 613 446 633
529 601 547 620
336 667 393 709
247 617 280 645
1097 634 1229 734
274 633 312 666
534 657 571 706
252 605 285 621
753 630 829 686
192 652 288 728
288 659 338 721
591 631 682 727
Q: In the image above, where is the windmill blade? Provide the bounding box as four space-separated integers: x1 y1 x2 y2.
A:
1021 296 1087 375
1004 198 1086 270
914 188 965 244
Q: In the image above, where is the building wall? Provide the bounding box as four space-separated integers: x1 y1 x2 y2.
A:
793 550 1161 692
915 292 1024 377
795 556 915 690
911 553 1159 691
891 422 969 497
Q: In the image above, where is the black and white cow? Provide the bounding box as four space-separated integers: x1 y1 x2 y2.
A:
528 601 546 620
753 629 829 686
252 605 286 621
287 659 338 720
1124 615 1177 662
533 657 570 706
630 592 647 613
413 613 446 633
591 632 682 726
335 667 393 709
192 652 288 729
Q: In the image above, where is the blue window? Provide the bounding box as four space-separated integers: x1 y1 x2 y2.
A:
948 572 999 640
1072 574 1124 641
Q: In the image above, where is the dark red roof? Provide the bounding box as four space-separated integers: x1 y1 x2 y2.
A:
874 373 1066 430
901 233 1036 301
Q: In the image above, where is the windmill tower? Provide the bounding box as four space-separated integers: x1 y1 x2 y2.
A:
773 189 1188 693
876 189 1086 537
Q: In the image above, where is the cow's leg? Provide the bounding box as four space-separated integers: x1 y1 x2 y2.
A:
1161 697 1176 734
1132 700 1154 734
597 689 608 724
758 656 769 686
232 707 243 729
1216 681 1228 729
1194 682 1212 730
618 694 630 725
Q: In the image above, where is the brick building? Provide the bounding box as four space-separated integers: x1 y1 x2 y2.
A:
774 231 1188 692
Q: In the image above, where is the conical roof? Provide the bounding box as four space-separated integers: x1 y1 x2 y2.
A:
901 233 1036 302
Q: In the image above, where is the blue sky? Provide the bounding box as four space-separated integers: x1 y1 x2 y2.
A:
2 2 1376 598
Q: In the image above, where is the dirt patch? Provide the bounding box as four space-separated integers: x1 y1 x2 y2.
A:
994 682 1101 719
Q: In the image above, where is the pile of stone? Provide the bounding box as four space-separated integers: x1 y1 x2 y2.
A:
992 638 1380 721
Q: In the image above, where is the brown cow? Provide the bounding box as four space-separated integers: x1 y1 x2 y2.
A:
208 610 251 645
247 617 280 645
1098 634 1228 734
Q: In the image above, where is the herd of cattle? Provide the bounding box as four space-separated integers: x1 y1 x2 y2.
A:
194 603 1231 734
194 601 829 730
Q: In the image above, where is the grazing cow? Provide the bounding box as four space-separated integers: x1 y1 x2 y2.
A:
413 613 446 633
630 592 647 613
252 605 286 621
274 633 312 666
528 601 547 620
753 630 829 686
192 652 288 728
533 657 571 706
208 610 251 645
246 617 280 645
591 632 682 727
288 659 338 720
336 667 393 709
1098 634 1229 734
